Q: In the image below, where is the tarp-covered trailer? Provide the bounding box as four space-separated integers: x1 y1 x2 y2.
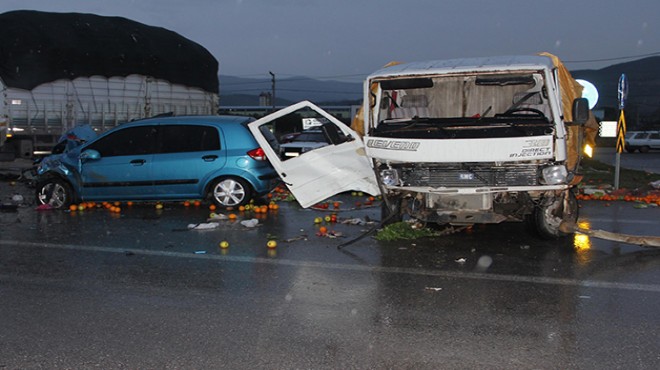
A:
0 10 219 159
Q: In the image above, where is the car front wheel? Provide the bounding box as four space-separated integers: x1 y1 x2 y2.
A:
36 178 74 209
210 177 252 207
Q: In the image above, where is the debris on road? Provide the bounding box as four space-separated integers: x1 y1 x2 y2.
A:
560 221 660 247
425 287 443 292
187 222 220 230
240 218 259 228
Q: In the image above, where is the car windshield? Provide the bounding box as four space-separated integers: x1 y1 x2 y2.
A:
292 131 327 143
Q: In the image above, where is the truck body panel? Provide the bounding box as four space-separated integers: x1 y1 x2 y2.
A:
1 74 218 157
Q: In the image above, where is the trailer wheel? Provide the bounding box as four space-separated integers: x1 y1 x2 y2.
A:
531 190 578 239
36 178 74 209
209 176 252 207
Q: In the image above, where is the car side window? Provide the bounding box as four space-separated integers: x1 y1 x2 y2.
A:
650 133 660 140
158 125 220 153
86 125 157 157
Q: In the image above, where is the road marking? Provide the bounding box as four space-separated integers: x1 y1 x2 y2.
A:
2 239 660 293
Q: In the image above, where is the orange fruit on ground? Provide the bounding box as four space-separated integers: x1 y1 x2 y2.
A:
69 204 77 211
238 205 245 212
183 201 190 207
209 204 217 211
194 200 201 207
228 213 237 220
319 226 328 234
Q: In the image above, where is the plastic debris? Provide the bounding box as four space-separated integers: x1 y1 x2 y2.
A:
651 180 660 190
284 235 308 243
187 222 220 230
194 250 207 254
425 287 443 292
341 217 376 226
455 258 467 264
11 194 24 203
207 212 228 221
240 218 259 228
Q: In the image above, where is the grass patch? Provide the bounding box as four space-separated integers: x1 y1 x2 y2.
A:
375 222 439 241
581 157 660 190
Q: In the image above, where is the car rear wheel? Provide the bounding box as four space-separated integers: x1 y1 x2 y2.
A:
210 177 252 207
640 146 650 153
36 178 74 209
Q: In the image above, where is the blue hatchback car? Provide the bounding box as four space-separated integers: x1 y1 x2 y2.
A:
35 115 279 209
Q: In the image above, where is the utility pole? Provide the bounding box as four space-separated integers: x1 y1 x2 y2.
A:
269 71 276 112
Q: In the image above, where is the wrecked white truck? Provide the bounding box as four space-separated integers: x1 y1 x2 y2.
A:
249 54 595 239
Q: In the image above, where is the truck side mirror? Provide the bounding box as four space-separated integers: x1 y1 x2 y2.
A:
570 98 589 125
321 122 346 145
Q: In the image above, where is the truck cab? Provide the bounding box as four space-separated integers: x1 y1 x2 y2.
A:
248 55 591 239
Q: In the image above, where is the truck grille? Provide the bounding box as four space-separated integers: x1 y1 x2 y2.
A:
399 164 539 188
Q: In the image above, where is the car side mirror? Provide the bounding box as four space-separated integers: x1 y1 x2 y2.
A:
80 149 101 161
569 98 589 126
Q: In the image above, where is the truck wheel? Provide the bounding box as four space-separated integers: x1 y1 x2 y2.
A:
210 177 252 207
532 190 578 239
36 178 74 209
381 196 403 225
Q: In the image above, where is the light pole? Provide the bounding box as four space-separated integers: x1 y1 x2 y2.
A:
269 71 276 112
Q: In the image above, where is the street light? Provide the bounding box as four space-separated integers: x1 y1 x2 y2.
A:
269 71 276 112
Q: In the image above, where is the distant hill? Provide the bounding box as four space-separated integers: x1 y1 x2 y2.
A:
219 75 362 106
220 57 660 126
572 56 660 117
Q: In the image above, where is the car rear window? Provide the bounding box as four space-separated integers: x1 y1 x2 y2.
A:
158 124 220 153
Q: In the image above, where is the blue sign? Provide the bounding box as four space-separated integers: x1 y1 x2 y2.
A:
618 73 628 110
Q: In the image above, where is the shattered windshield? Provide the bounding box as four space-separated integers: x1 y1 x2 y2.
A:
373 72 553 138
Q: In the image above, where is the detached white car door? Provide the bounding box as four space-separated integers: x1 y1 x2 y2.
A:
248 101 379 208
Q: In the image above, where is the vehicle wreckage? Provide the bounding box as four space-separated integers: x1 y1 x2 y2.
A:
249 53 600 239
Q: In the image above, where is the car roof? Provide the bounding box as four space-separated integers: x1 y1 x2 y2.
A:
136 115 253 126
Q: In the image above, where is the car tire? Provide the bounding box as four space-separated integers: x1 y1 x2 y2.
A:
36 177 74 209
210 176 252 207
640 146 650 153
530 190 578 239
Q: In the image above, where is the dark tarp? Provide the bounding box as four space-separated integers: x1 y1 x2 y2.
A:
0 10 219 93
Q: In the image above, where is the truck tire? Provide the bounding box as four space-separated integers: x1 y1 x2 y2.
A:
209 176 252 207
36 178 74 209
531 190 578 239
381 196 403 225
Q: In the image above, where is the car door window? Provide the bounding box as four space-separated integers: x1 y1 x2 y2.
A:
158 124 220 153
86 125 157 156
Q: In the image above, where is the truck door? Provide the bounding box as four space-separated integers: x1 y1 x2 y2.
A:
248 101 379 208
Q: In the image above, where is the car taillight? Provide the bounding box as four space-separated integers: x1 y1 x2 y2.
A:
247 147 267 161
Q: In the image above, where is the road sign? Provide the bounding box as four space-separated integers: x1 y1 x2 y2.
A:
618 74 628 110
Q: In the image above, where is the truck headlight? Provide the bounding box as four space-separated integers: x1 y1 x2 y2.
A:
380 169 400 186
540 165 567 185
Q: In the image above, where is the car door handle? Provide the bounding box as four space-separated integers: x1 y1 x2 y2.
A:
130 159 146 166
202 155 218 162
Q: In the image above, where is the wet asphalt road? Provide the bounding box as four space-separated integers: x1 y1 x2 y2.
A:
1 162 660 368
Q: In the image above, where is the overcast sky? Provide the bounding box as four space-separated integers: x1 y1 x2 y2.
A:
1 0 658 82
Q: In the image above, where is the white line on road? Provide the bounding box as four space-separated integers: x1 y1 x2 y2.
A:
2 239 660 293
